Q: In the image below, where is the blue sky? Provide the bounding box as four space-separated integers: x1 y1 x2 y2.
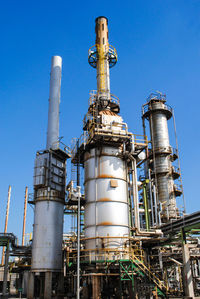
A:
0 0 200 242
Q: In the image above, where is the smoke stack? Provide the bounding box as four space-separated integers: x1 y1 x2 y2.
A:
46 56 62 150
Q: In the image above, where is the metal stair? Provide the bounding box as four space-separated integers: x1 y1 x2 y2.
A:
130 255 168 297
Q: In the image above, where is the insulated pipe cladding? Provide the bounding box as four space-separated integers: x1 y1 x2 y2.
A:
46 56 62 150
32 56 65 272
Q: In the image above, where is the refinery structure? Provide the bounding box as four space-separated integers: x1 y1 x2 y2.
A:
0 16 200 298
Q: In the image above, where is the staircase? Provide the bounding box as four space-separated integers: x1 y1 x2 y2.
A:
130 254 167 297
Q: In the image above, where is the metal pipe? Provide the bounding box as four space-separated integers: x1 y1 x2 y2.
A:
77 186 81 299
2 241 9 298
143 182 150 230
95 17 110 97
130 157 160 235
1 185 11 265
172 110 186 213
22 186 28 246
46 56 62 150
148 169 155 227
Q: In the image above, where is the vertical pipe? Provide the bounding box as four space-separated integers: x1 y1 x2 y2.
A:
22 186 28 246
1 186 11 265
131 159 140 231
143 182 150 230
2 241 9 297
46 56 62 150
172 110 186 213
95 17 110 97
77 186 81 299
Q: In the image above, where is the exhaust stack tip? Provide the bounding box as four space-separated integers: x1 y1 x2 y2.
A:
46 55 62 150
95 16 108 24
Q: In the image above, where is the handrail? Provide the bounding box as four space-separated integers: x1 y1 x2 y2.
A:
130 254 167 291
88 90 120 107
88 44 117 68
51 140 71 156
66 245 167 292
142 102 172 115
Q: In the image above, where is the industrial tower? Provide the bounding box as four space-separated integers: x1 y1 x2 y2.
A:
0 16 199 299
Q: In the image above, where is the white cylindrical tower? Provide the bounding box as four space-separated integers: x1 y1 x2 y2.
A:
85 17 130 260
143 94 180 222
28 56 70 299
46 56 62 150
84 146 130 258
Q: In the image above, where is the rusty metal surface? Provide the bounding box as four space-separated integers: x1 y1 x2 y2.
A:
149 100 177 220
84 146 130 257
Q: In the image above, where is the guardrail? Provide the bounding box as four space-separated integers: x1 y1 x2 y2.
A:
142 102 173 115
88 44 118 68
88 90 120 107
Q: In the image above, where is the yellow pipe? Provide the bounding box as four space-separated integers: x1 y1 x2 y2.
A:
95 17 109 94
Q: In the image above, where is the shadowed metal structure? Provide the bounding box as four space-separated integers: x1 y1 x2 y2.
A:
28 56 70 299
142 93 182 222
0 16 200 299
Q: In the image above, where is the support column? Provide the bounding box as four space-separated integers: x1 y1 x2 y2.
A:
57 272 64 298
133 277 139 299
2 242 9 298
27 272 34 299
92 275 101 299
182 243 194 298
44 271 52 299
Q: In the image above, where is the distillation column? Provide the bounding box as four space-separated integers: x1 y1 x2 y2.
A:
84 17 130 259
142 93 179 222
28 56 69 299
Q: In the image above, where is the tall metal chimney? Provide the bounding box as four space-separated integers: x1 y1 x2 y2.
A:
28 56 70 299
46 56 62 150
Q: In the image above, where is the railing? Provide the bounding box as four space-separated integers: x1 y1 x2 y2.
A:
130 254 167 292
147 92 166 102
88 90 120 107
172 166 180 175
142 102 173 115
172 147 178 158
131 134 148 146
174 184 183 193
71 132 89 160
88 44 117 68
52 140 71 157
66 243 167 292
66 245 145 264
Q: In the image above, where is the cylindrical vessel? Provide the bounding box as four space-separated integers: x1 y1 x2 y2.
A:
46 56 62 150
32 56 65 272
95 17 110 97
31 200 64 271
149 100 177 220
84 147 130 259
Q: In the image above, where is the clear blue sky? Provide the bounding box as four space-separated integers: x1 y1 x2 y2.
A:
0 0 200 242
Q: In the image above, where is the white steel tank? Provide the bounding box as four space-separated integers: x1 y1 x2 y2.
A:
84 146 130 259
32 199 64 271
